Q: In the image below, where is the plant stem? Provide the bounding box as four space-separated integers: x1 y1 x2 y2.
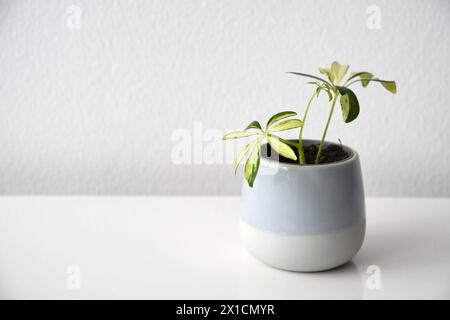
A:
315 92 339 164
298 91 318 165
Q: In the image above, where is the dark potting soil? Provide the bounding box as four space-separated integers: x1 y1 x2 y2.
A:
264 141 350 165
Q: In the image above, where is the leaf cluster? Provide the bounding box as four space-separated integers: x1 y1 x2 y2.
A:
223 112 302 187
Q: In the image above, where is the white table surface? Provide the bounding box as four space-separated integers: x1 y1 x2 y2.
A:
0 196 449 300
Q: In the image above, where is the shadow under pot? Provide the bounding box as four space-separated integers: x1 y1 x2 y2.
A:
240 139 366 272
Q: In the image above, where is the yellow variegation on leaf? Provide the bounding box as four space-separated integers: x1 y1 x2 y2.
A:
268 119 303 133
330 61 349 84
267 135 297 161
244 139 261 187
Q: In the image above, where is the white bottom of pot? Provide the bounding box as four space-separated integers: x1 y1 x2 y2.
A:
240 219 366 272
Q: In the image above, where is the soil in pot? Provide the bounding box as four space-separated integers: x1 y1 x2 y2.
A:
264 141 350 165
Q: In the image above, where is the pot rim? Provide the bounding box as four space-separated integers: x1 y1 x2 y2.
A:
260 139 358 169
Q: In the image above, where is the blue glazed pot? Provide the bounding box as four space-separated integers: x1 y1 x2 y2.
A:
240 140 366 272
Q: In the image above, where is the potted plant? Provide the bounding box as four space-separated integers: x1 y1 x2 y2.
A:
223 62 396 272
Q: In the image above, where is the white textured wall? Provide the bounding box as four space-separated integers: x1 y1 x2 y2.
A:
0 0 449 196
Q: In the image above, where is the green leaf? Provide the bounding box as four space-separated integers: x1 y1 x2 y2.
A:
245 120 262 131
223 131 260 140
324 87 333 101
346 71 373 87
348 77 397 94
380 80 397 94
362 78 397 93
234 141 256 175
330 61 349 84
268 119 303 133
266 111 297 129
267 135 297 160
316 86 322 97
315 85 333 101
336 86 360 123
244 139 261 187
319 67 335 83
287 72 333 88
278 137 299 148
360 74 373 87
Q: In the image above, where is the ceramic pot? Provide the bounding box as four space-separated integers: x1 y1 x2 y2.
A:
240 140 365 272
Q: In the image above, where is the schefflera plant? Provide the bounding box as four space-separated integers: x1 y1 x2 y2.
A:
224 61 397 187
289 61 397 165
222 112 303 187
